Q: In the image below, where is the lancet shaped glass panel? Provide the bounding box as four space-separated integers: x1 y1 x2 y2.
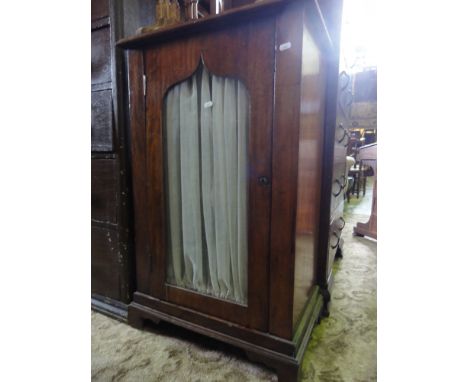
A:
163 63 249 305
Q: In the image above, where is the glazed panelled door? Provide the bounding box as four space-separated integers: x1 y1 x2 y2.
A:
164 68 250 305
143 20 275 330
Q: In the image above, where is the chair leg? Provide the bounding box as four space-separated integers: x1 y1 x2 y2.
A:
346 178 353 202
356 173 360 199
352 174 358 198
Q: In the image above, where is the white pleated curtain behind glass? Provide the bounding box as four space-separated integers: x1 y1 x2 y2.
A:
164 64 249 305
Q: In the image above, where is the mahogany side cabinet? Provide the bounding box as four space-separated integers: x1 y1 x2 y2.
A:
117 0 345 380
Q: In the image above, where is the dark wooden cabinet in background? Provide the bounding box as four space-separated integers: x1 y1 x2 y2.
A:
322 69 352 301
117 0 344 380
91 0 132 319
91 0 158 319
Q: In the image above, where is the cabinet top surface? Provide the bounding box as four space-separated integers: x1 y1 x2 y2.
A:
117 0 291 49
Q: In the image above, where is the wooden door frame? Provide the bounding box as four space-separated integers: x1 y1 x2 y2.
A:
130 19 275 330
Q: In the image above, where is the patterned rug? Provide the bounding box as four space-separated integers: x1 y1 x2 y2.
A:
92 185 376 381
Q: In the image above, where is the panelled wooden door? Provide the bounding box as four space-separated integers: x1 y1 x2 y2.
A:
132 18 275 330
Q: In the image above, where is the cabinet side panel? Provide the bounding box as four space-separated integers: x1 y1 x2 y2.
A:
269 2 304 340
317 0 343 49
293 23 328 328
312 0 345 288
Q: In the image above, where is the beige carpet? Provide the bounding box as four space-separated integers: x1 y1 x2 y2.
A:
92 181 376 381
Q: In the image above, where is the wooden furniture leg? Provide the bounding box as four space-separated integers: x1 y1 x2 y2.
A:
353 176 377 239
128 303 160 329
357 164 361 198
336 242 343 258
353 144 377 239
362 173 367 196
